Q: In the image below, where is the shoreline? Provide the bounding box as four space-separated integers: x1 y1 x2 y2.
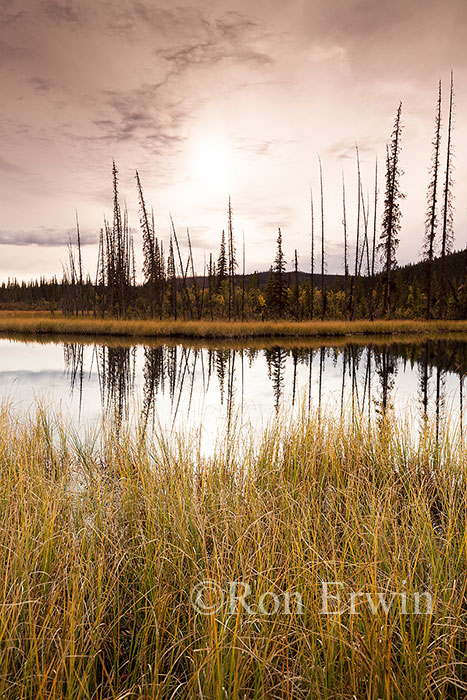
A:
0 313 467 341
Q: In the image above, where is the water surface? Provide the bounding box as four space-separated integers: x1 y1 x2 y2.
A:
0 335 466 448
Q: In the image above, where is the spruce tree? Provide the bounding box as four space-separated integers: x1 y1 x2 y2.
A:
423 81 442 320
136 170 156 317
167 236 177 319
264 266 275 316
217 230 228 289
273 227 287 316
378 103 404 317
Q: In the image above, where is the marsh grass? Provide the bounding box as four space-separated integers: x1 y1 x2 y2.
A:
0 405 466 698
1 312 467 341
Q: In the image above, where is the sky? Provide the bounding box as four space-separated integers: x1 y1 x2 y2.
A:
0 0 466 281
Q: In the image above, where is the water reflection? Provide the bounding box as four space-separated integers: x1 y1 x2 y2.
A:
0 336 465 443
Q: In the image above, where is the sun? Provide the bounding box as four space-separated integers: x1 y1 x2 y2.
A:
192 136 232 195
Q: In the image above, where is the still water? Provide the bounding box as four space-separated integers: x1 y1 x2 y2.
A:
0 335 466 447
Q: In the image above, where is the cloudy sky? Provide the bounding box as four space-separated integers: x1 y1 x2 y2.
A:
0 0 466 280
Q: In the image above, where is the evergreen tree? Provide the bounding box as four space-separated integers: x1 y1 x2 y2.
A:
109 161 131 317
264 266 275 316
217 230 228 289
136 170 156 316
166 236 177 319
270 228 287 316
378 103 405 317
423 81 442 320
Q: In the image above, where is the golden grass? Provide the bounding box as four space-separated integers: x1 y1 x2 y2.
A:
0 404 466 698
0 311 467 341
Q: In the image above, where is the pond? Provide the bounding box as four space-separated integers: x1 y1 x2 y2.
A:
0 335 466 449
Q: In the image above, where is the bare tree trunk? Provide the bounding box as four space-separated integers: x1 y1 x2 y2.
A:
370 158 378 321
310 185 315 320
241 229 246 322
382 103 403 317
425 81 442 320
227 196 236 321
187 229 201 319
75 209 84 315
318 157 325 320
294 248 299 320
171 216 193 319
342 171 349 318
440 72 454 318
352 145 362 320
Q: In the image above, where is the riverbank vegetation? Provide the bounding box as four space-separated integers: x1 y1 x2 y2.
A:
0 313 467 340
0 404 465 698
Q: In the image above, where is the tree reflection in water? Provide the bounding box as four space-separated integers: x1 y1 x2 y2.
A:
63 338 467 439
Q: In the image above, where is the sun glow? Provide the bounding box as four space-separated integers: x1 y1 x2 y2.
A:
191 136 232 194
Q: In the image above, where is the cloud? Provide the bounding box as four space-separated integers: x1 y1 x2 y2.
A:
0 8 27 25
159 37 270 72
101 1 183 38
42 1 84 26
236 140 275 157
325 137 383 161
0 155 24 174
308 45 347 63
235 138 290 157
89 85 191 155
90 8 273 159
0 38 27 59
29 76 51 92
156 9 271 74
94 9 271 160
0 227 97 246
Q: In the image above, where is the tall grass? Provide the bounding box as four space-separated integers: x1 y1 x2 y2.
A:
0 312 467 340
0 405 466 698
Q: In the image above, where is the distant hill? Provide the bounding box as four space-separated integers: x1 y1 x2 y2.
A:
225 249 467 290
238 269 345 290
396 249 466 289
